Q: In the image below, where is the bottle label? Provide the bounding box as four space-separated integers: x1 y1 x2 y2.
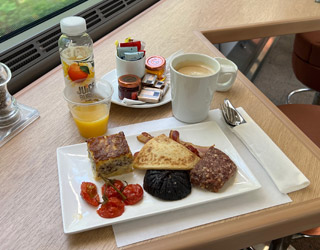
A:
60 46 95 101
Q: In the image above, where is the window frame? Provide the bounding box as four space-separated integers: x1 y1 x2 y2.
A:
0 0 159 94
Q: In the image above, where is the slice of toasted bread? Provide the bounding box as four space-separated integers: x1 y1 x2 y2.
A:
133 134 200 170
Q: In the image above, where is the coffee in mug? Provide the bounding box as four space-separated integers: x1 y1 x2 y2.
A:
175 62 216 76
170 53 238 123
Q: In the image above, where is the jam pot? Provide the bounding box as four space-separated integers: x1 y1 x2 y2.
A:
145 55 166 80
118 74 141 100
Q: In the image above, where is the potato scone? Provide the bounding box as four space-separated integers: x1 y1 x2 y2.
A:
133 134 200 170
87 132 133 179
190 146 237 192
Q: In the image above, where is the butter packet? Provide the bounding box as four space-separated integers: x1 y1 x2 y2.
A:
138 87 161 103
142 73 157 87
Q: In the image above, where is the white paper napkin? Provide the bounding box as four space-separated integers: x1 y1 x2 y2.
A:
122 98 145 105
108 109 293 247
230 108 310 194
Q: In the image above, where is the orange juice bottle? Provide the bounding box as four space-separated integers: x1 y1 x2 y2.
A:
59 16 95 101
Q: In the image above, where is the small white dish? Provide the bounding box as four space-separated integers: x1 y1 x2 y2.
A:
57 121 261 234
101 69 171 108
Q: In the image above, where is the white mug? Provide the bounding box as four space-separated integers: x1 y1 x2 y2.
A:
170 53 237 123
116 54 146 78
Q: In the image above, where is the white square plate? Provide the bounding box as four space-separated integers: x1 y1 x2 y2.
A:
57 121 261 234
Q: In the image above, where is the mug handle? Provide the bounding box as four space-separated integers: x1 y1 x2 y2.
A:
215 57 238 92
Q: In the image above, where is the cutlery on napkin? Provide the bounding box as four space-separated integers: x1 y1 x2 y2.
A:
221 99 310 194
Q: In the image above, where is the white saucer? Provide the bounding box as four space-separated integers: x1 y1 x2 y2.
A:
101 69 171 109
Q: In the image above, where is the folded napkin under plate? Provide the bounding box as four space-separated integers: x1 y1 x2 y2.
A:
107 108 308 247
228 108 310 194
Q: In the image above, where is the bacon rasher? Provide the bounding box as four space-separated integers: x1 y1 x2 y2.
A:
136 130 210 158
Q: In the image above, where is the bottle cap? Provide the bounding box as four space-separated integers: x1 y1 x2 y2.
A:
60 16 87 36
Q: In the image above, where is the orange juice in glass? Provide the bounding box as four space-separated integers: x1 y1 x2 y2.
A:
64 79 113 138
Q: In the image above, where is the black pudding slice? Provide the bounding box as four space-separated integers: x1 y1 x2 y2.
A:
143 170 191 201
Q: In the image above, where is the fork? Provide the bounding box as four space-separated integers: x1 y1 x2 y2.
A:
220 99 246 126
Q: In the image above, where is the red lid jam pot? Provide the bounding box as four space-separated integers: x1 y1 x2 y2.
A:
118 74 141 100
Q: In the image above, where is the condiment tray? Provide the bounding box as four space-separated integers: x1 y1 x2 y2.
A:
101 69 171 108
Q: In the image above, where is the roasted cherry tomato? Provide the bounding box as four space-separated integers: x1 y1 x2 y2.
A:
122 184 144 205
101 179 124 199
97 197 125 218
80 182 100 207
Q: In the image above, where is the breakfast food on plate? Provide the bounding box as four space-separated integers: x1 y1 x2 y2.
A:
87 132 133 179
190 146 237 192
80 182 100 207
101 179 144 206
143 170 191 201
97 197 125 218
101 179 125 200
81 179 144 219
80 128 241 220
136 130 209 157
122 184 144 205
133 134 200 170
136 132 154 143
168 130 209 158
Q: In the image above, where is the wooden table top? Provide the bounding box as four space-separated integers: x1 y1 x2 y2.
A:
2 0 320 249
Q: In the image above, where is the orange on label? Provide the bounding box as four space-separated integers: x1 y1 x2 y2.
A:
68 63 89 82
